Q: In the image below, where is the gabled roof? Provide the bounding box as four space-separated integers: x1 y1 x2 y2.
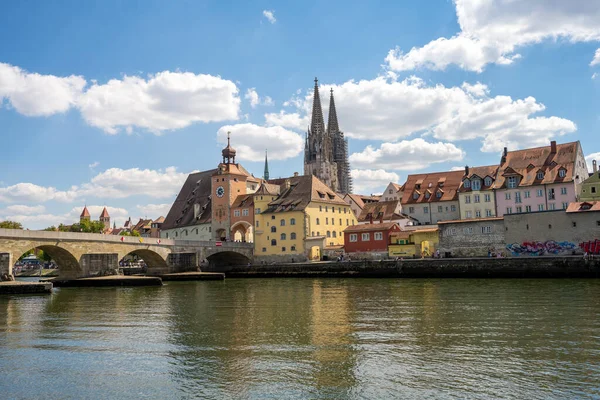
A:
344 222 399 233
162 169 217 230
153 216 165 224
401 170 464 204
254 181 280 196
232 194 254 208
459 165 499 192
357 200 411 223
495 141 580 189
264 175 347 213
344 193 365 209
99 207 110 218
566 201 600 213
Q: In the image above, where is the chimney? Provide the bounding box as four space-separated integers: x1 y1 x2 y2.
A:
369 213 373 224
293 172 299 177
379 212 384 224
550 140 557 153
593 160 597 174
464 165 469 176
501 147 507 164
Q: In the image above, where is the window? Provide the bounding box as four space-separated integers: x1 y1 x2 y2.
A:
481 226 492 234
484 194 491 202
466 211 472 218
346 219 349 225
435 191 441 199
505 192 511 200
476 210 481 218
438 206 443 212
560 187 567 195
339 218 342 225
374 232 383 240
525 205 532 212
515 192 521 203
507 176 518 188
474 194 480 203
537 189 543 197
325 218 329 224
549 203 556 210
516 206 522 213
316 218 320 225
271 226 276 233
332 231 337 238
537 171 544 180
446 228 457 236
234 210 240 217
464 180 471 188
350 234 358 242
486 209 493 217
281 247 286 252
361 233 370 241
389 189 393 194
409 207 415 213
484 177 492 187
280 219 286 226
332 218 335 225
451 205 456 212
538 204 544 211
562 202 568 209
413 193 419 199
325 206 328 212
262 247 266 253
472 179 481 190
548 188 555 200
271 239 277 246
424 207 429 214
242 209 249 216
506 207 513 214
465 195 471 204
425 192 430 199
255 208 261 214
463 227 473 234
559 169 566 178
344 208 347 214
524 191 530 198
281 233 286 240
592 187 597 194
256 221 259 228
291 246 296 251
290 218 296 225
327 231 331 238
572 222 577 228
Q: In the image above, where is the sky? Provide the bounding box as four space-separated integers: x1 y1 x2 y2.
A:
1 0 600 230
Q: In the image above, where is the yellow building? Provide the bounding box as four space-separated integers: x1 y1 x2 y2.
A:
458 165 499 220
388 227 439 258
254 175 356 262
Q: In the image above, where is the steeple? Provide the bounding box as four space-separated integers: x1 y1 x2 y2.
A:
221 131 236 164
310 77 325 136
327 88 339 134
263 149 270 180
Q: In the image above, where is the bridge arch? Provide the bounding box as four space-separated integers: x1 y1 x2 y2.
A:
231 221 253 243
206 251 250 267
121 248 169 273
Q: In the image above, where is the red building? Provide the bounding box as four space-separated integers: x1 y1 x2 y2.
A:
343 222 400 253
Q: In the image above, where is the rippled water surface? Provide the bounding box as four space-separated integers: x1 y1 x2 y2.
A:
1 279 600 399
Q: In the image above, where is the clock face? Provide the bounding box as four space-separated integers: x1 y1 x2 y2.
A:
216 186 225 198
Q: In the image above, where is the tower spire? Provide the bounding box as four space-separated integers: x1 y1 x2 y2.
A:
263 149 270 180
327 88 339 134
310 77 325 136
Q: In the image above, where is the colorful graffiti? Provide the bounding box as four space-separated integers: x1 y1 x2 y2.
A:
580 240 600 255
506 241 578 256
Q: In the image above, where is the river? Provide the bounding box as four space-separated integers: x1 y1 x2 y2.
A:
1 278 599 399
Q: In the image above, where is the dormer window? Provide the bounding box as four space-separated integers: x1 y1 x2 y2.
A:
527 164 535 170
464 180 471 189
537 171 544 180
484 177 492 187
507 176 518 189
413 193 419 200
425 192 430 199
558 168 566 178
471 179 481 191
415 184 421 190
436 191 442 198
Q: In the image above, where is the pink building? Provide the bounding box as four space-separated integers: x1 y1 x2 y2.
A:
494 141 588 216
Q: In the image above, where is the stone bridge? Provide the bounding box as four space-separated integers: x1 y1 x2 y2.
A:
0 228 253 280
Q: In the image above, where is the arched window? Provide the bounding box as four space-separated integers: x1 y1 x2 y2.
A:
271 226 276 233
291 232 296 240
280 233 286 240
280 219 286 226
174 232 178 237
316 218 320 225
327 231 331 238
271 239 277 246
332 231 337 238
290 218 296 225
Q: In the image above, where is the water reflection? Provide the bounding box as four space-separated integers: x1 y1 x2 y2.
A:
1 279 599 399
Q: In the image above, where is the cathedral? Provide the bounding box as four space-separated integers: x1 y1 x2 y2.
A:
304 78 352 194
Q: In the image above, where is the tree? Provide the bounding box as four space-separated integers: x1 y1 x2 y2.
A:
0 221 23 229
43 226 58 231
120 230 140 237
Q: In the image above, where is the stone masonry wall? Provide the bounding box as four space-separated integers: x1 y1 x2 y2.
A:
438 219 505 257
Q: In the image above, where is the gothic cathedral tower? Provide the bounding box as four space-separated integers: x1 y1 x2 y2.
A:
303 78 352 193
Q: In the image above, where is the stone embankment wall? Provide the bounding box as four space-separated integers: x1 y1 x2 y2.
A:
204 257 600 278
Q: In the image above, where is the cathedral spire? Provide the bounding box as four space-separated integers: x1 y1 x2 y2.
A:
310 77 325 136
263 149 269 180
327 88 339 134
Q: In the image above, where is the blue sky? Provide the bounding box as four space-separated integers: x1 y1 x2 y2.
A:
1 0 599 229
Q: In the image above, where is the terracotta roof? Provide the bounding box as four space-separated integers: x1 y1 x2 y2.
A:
80 206 90 218
437 217 504 225
232 194 254 208
401 170 464 204
357 200 408 223
254 181 280 195
566 201 600 213
344 222 399 232
99 207 110 218
153 216 165 224
264 175 347 213
459 165 499 192
162 169 217 230
494 141 580 189
133 218 153 232
360 195 382 203
345 193 365 209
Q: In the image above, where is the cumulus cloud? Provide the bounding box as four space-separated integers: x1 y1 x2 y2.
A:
217 124 303 161
262 10 276 24
350 138 465 170
0 62 85 116
1 205 46 215
135 203 172 218
245 88 274 108
386 0 600 72
585 152 600 173
351 169 400 195
592 49 600 66
88 161 99 169
280 76 575 152
0 183 78 203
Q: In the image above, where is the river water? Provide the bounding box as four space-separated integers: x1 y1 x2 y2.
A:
1 278 599 399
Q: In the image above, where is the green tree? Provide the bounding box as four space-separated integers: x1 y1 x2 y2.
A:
120 230 140 237
43 226 57 231
0 220 23 229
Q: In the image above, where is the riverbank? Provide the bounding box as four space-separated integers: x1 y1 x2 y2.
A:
204 256 600 278
49 275 163 287
0 280 53 294
15 269 59 278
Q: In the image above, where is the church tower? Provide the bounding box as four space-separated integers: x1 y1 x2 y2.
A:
99 207 110 230
264 150 270 180
303 78 351 193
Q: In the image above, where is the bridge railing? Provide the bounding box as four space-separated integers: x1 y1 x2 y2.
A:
172 240 254 249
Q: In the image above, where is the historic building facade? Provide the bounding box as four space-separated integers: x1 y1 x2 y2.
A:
458 165 499 219
304 78 352 194
580 160 600 201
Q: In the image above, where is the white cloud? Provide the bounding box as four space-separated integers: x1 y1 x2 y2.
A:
217 123 303 161
591 48 600 66
593 72 599 80
450 166 466 172
88 161 100 169
0 62 86 116
0 183 78 203
135 203 172 218
351 169 400 195
2 205 46 215
245 88 274 108
386 0 600 72
0 205 129 230
262 10 276 24
282 76 575 152
585 152 600 173
264 110 309 130
77 71 240 134
350 138 465 170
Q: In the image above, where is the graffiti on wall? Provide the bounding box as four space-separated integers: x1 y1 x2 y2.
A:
580 240 600 255
506 241 578 256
